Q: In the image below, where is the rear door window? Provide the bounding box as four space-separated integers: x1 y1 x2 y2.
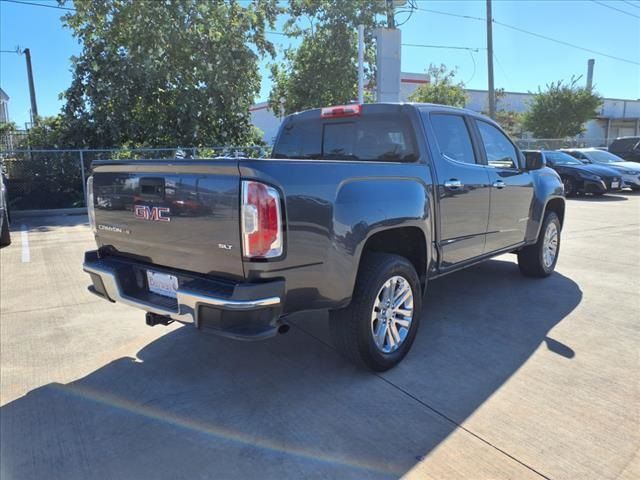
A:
429 114 478 165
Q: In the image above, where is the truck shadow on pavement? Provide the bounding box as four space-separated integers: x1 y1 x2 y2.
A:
0 259 581 480
10 213 89 232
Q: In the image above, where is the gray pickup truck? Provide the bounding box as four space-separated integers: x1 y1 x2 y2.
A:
84 103 565 370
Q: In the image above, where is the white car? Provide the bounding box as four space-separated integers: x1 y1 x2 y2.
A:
562 148 640 190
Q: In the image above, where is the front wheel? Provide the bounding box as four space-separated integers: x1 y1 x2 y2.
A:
517 211 561 277
329 253 422 371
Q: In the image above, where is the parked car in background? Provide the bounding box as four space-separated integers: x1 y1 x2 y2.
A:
0 173 10 247
608 136 640 163
561 148 640 191
523 150 622 197
84 103 565 371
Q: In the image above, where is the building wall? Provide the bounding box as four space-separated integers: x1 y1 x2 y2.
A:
250 103 280 145
250 72 640 145
0 100 9 124
0 88 9 124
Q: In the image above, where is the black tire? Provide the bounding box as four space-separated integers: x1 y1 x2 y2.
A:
517 211 561 277
329 253 422 371
562 176 576 197
0 211 10 247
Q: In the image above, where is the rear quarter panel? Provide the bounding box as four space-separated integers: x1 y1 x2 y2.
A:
239 160 433 313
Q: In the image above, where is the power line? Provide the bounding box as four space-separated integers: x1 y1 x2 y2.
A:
402 43 481 52
590 0 640 18
414 6 485 22
492 19 640 66
0 0 75 11
465 50 477 85
622 0 640 10
414 5 640 66
8 0 640 67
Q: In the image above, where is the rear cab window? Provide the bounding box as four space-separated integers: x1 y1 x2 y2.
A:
272 111 418 162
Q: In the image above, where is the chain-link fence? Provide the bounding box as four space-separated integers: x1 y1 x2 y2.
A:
0 147 268 211
0 139 611 211
514 138 607 150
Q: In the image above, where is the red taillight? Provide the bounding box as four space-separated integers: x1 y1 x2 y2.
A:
321 104 361 119
241 180 283 259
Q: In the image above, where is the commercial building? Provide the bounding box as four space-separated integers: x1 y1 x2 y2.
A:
251 72 640 146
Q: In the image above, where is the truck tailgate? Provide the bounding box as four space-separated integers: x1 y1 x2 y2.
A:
91 160 244 280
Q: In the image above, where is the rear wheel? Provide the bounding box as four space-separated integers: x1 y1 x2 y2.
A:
329 253 422 371
517 211 561 277
0 211 10 247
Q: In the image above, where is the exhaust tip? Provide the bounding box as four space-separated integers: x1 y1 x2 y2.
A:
277 324 290 335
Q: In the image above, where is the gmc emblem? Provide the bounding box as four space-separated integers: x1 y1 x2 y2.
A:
134 205 171 222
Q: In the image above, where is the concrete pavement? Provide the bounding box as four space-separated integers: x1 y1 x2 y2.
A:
1 193 639 479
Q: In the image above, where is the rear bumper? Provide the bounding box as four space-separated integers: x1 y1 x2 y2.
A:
83 250 285 340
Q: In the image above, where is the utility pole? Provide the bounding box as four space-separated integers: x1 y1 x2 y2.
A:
486 0 495 120
24 48 39 125
586 59 595 91
357 25 365 104
386 0 395 28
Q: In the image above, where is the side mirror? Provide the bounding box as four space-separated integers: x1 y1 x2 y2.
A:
525 152 544 170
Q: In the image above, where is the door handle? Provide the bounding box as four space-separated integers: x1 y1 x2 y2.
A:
492 180 506 189
444 179 463 190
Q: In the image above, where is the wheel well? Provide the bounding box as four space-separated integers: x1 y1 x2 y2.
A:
545 198 565 226
360 227 427 290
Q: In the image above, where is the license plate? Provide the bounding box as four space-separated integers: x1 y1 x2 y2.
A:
147 271 179 298
611 181 619 189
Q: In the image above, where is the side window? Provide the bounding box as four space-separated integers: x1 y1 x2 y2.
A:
476 121 519 169
430 114 478 165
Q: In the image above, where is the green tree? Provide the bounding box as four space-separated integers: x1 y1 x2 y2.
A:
20 115 68 148
523 78 602 138
484 89 524 137
60 0 279 148
0 121 18 150
408 64 467 107
268 0 385 116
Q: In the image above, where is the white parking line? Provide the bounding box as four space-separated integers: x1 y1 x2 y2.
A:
21 225 30 263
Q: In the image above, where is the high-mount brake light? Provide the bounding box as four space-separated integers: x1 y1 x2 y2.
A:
241 180 283 259
320 104 362 119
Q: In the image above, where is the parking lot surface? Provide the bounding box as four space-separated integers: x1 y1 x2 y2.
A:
1 193 639 480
